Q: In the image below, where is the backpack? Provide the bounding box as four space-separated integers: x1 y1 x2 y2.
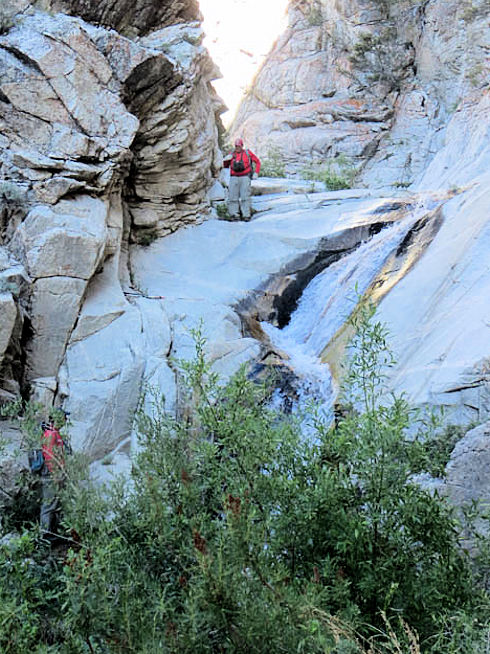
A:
231 150 253 176
28 448 44 474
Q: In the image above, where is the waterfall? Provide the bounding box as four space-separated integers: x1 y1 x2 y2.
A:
261 203 429 421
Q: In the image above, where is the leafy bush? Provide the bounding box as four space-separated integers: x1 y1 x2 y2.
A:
259 144 286 178
0 313 489 651
135 230 158 246
307 6 323 26
214 202 230 219
0 399 67 450
348 27 415 92
301 155 356 190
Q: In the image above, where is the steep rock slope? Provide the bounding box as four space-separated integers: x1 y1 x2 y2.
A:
227 0 490 503
228 0 490 423
377 92 490 424
0 0 221 443
231 0 489 187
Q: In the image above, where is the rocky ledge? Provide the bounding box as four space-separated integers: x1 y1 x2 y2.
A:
0 1 222 409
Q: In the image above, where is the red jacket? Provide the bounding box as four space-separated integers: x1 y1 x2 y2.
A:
224 149 261 177
42 427 65 474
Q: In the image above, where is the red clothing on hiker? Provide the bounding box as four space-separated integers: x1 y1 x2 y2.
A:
41 427 65 474
224 149 261 177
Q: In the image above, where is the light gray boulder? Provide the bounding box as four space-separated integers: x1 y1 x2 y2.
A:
445 422 490 511
0 293 17 364
0 4 222 456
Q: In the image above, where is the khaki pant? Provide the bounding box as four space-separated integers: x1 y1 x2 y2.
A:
40 470 62 534
228 175 251 219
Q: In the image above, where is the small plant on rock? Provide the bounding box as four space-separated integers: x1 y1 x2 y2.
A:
307 3 323 26
259 144 286 178
301 154 356 190
215 202 230 219
349 28 414 92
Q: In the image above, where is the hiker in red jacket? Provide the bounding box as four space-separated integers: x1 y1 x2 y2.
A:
223 137 261 221
40 417 66 536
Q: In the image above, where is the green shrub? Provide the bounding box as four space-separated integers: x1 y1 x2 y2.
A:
135 230 158 246
301 155 356 190
214 202 230 219
320 169 352 190
0 314 489 651
307 6 323 26
259 144 286 178
348 27 412 91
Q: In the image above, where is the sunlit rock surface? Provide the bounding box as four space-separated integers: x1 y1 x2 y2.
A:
0 1 221 432
0 0 488 510
445 421 490 513
232 0 488 188
379 191 490 423
126 189 446 427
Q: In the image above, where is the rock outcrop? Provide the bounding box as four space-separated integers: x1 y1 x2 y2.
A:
0 0 488 512
227 0 490 429
0 0 222 448
231 0 489 188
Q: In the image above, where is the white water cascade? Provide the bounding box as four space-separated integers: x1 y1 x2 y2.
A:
261 203 430 421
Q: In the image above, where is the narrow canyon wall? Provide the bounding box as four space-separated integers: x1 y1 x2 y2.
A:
230 0 490 427
0 0 222 444
231 0 489 187
0 0 489 470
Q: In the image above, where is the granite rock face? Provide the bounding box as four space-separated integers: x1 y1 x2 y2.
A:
445 421 490 510
0 1 222 431
0 0 489 511
22 0 200 37
231 0 489 188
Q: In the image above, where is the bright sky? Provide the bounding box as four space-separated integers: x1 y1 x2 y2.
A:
199 0 289 126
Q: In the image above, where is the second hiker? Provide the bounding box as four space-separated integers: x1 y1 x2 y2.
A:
40 416 67 537
223 137 261 221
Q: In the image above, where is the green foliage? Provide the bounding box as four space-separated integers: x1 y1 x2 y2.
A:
418 422 466 477
0 399 44 449
348 27 413 91
214 203 254 222
135 230 158 247
0 314 489 651
301 155 356 190
425 607 490 653
321 169 352 191
259 144 286 178
0 401 72 534
214 202 230 219
0 400 67 450
466 62 485 88
327 303 477 634
368 0 425 17
307 5 323 26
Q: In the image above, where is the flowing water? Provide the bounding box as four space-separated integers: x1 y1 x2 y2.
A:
261 202 431 421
